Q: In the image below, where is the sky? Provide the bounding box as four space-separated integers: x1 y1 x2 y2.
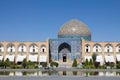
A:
0 0 120 41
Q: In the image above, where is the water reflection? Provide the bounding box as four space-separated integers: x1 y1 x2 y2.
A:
0 71 120 76
73 71 77 75
63 71 66 75
0 71 10 75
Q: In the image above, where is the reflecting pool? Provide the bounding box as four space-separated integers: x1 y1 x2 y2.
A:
0 71 120 76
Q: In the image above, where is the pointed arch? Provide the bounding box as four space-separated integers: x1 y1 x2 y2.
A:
18 43 27 52
116 44 120 52
0 43 4 52
29 43 38 53
85 44 90 52
104 44 113 53
7 43 15 52
40 44 46 53
58 42 71 53
93 43 102 52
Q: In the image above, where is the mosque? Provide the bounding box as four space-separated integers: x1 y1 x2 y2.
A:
0 19 119 67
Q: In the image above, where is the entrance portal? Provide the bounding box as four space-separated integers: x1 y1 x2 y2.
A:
58 42 71 63
63 54 67 62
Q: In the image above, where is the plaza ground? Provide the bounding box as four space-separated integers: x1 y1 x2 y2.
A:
1 68 120 72
0 76 120 80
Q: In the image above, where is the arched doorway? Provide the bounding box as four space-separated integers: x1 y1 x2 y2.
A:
63 54 67 62
58 42 71 63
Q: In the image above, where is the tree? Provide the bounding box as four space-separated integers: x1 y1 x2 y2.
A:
117 62 120 69
72 59 77 67
4 58 10 68
85 59 89 66
89 59 93 65
0 59 4 68
83 59 95 69
26 60 36 69
22 58 27 68
0 60 3 68
92 53 97 62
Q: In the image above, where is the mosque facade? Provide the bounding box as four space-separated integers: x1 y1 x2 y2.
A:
0 19 119 66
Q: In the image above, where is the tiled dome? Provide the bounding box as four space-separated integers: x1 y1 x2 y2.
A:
58 19 91 39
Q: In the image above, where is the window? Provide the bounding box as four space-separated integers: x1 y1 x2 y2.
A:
7 44 15 53
21 45 24 52
21 46 23 48
30 44 38 53
10 49 12 52
119 46 120 48
95 46 98 52
96 46 98 48
93 44 102 53
33 46 35 48
118 46 120 52
0 45 2 52
116 45 120 52
33 49 35 52
107 49 109 53
22 49 24 52
96 49 98 52
119 49 120 52
86 48 88 52
85 45 90 52
42 49 45 53
18 45 26 53
105 44 113 53
41 45 46 53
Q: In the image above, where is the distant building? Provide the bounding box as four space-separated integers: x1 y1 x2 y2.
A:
0 19 119 66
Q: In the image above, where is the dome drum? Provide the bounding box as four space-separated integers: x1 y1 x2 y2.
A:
58 34 91 40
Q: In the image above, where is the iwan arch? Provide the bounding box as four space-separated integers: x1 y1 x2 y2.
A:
0 19 120 67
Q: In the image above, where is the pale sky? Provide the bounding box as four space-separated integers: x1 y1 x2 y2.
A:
0 0 120 41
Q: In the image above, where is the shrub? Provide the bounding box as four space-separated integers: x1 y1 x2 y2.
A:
82 58 95 69
94 62 100 68
89 65 95 69
40 62 47 67
89 59 93 65
50 62 58 67
0 60 4 68
10 64 17 69
72 59 77 67
117 62 120 69
92 53 97 62
73 71 77 75
4 58 11 68
110 63 114 69
98 65 106 69
16 65 23 69
27 61 36 69
84 59 89 66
